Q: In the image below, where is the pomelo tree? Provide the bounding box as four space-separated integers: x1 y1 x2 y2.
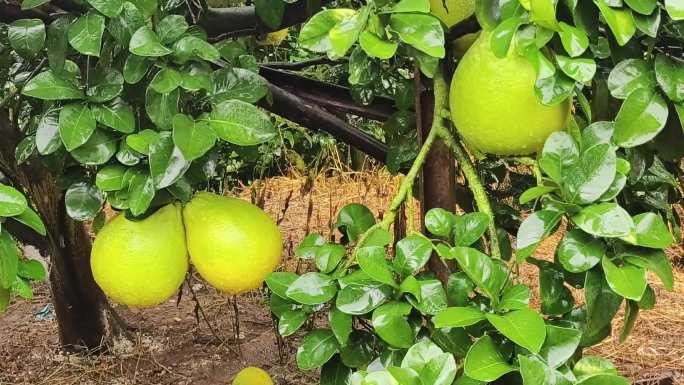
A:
0 0 682 383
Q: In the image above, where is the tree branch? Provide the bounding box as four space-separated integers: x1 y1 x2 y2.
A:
263 56 345 71
446 14 481 42
0 3 52 23
260 84 388 163
260 67 397 121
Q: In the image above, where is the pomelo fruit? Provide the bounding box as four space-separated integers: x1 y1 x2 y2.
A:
91 204 188 307
449 32 571 155
232 367 273 385
430 0 475 27
183 192 282 294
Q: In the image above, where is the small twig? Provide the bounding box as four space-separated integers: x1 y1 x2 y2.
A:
185 277 225 345
263 56 346 70
231 295 243 358
447 14 481 42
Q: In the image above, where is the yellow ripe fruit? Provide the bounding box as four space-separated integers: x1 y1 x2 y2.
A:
232 367 274 385
449 32 571 155
183 192 282 294
430 0 475 28
259 28 289 46
91 204 188 307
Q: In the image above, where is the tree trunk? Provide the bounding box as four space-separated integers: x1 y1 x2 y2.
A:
0 111 112 351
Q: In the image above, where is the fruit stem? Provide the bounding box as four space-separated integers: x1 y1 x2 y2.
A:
438 129 502 259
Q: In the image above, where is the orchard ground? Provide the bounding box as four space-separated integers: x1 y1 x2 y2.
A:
1 169 682 385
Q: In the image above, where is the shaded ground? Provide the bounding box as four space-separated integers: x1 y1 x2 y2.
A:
1 171 682 385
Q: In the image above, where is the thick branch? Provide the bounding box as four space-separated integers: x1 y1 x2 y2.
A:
261 84 387 163
264 56 345 71
260 67 397 121
447 14 481 42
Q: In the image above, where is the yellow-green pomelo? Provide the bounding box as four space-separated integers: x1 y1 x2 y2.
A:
450 33 571 155
91 204 188 307
183 192 282 294
232 367 274 385
430 0 475 27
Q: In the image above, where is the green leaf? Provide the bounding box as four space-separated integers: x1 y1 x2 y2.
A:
392 0 430 12
446 272 474 307
46 16 71 72
625 212 674 249
0 185 28 217
286 272 337 305
340 331 374 368
21 0 50 9
433 306 485 328
265 271 298 299
389 13 445 58
296 329 340 370
129 26 172 57
210 68 268 104
146 87 179 130
35 109 62 155
359 30 398 59
573 356 618 377
171 114 217 162
357 246 396 287
96 165 127 192
70 129 117 165
335 204 375 242
172 36 221 63
295 233 326 260
619 300 639 342
572 203 634 238
564 143 617 204
454 212 490 247
64 182 103 221
123 54 153 84
520 186 557 204
425 208 456 238
207 100 276 146
535 72 576 106
464 336 516 382
654 54 684 103
127 170 155 216
558 21 588 57
148 132 190 189
594 2 636 46
486 309 547 353
329 307 352 346
68 12 105 57
539 131 579 183
150 68 182 94
87 68 124 103
607 59 656 99
516 210 563 262
624 0 657 14
498 284 531 311
393 234 433 278
130 0 157 17
402 340 457 385
254 0 285 30
91 98 136 134
329 6 369 58
8 19 45 59
0 230 20 289
538 261 575 315
490 16 525 58
86 0 124 17
445 247 508 300
601 256 647 300
519 355 572 385
59 103 96 151
372 302 415 348
558 229 605 273
556 55 596 83
321 356 352 385
633 11 660 37
13 207 46 236
17 259 46 281
539 325 582 369
278 309 308 337
22 70 84 100
126 129 160 155
621 248 674 291
407 277 447 315
530 0 559 30
299 9 356 53
665 0 684 19
156 14 188 44
336 271 391 315
614 87 669 148
583 268 623 347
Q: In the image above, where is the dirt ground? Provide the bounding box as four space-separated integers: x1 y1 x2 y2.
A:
1 171 682 385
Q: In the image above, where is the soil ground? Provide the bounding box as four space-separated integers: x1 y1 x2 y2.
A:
1 171 683 385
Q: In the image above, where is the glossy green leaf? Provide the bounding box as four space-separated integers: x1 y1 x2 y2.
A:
401 340 457 385
359 30 398 59
556 55 596 83
148 132 190 189
389 13 445 58
665 0 684 19
96 165 127 192
64 182 103 221
295 233 326 260
372 302 415 348
70 129 117 165
558 22 589 57
393 234 433 278
407 277 447 315
150 68 182 94
123 54 153 84
601 256 647 300
607 59 656 99
445 247 508 300
539 131 579 183
538 261 575 315
22 70 84 100
320 356 352 385
265 271 298 299
654 54 684 103
516 210 563 262
172 36 220 63
210 68 268 104
286 272 337 305
207 100 276 146
626 212 674 248
329 6 369 58
59 103 96 151
486 308 547 353
336 271 391 315
557 229 605 273
454 212 490 247
539 325 582 368
130 26 172 57
594 2 636 46
622 248 674 291
146 87 179 130
619 300 639 342
498 284 531 311
12 207 46 236
0 231 20 290
446 272 474 307
425 208 456 237
86 0 123 17
583 268 623 347
574 356 618 377
156 14 189 44
329 307 352 346
296 329 340 370
0 185 28 217
357 246 396 287
614 87 669 148
127 170 155 216
21 0 50 9
172 114 217 161
91 98 136 134
624 0 657 14
433 306 485 328
464 336 516 382
87 68 124 103
572 203 634 238
8 19 45 59
519 355 572 385
278 309 308 337
299 9 356 53
335 204 375 242
126 129 160 155
68 12 104 56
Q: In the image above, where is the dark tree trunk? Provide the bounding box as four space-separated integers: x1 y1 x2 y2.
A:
415 72 454 286
0 111 112 351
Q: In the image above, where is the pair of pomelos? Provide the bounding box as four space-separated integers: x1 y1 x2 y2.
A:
91 192 282 307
